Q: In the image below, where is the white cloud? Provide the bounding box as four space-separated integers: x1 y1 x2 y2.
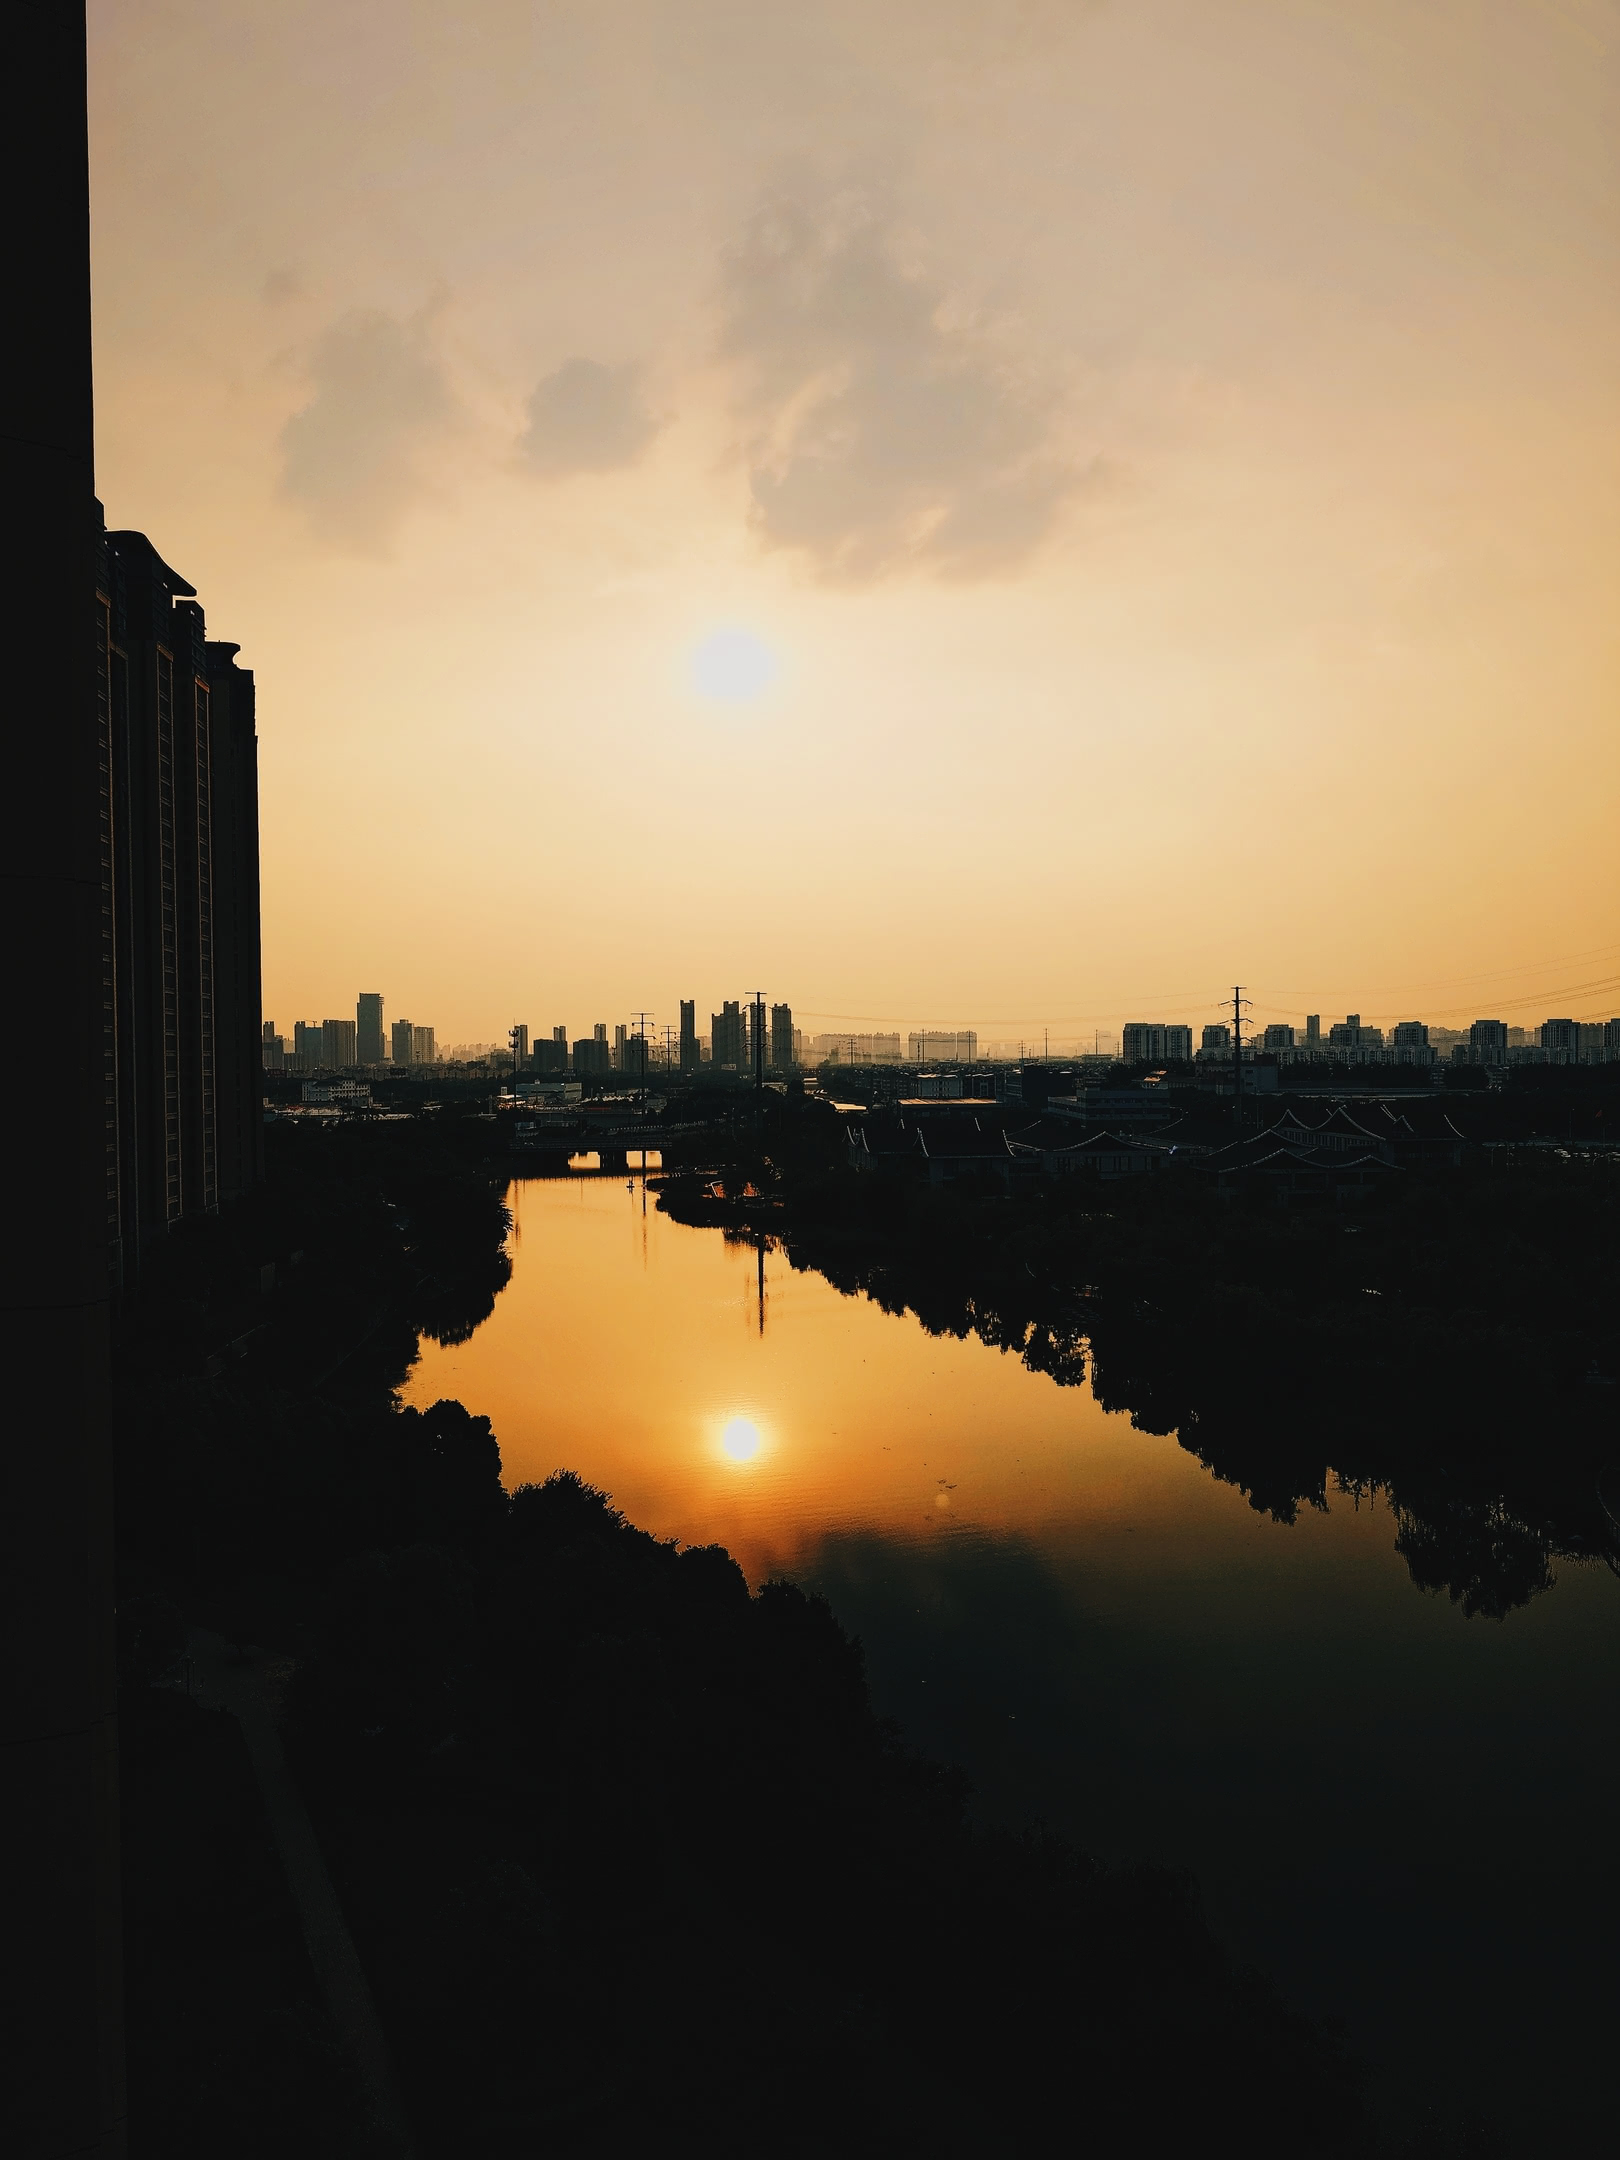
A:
721 187 1078 581
279 309 451 551
518 357 660 477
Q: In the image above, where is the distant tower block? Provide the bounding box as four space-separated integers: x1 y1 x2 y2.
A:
357 992 384 1065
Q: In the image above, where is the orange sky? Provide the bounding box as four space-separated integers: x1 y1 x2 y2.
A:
88 1 1620 1047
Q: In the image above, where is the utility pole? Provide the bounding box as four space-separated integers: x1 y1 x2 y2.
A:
632 1011 653 1106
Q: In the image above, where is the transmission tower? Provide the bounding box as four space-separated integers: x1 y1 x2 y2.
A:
1231 984 1252 1128
745 990 767 1110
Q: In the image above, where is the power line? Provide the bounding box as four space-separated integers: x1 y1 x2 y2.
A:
1259 936 1620 1002
1250 972 1620 1023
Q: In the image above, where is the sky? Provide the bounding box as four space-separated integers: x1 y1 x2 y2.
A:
88 0 1620 1048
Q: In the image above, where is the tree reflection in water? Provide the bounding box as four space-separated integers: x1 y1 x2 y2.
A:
670 1164 1620 1624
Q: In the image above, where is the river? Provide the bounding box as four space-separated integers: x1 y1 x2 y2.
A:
404 1170 1620 2136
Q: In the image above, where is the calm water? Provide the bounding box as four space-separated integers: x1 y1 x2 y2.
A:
406 1174 1620 2132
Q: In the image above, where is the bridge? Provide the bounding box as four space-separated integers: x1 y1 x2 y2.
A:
509 1116 712 1175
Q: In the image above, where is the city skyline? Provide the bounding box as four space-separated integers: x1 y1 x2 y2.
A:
88 2 1620 1040
260 980 1620 1072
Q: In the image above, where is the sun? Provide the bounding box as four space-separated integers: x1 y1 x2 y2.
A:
689 627 778 702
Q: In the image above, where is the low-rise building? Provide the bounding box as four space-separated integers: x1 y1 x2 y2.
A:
1032 1129 1170 1180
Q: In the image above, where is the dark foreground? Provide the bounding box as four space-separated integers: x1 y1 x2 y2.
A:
116 1106 1620 2154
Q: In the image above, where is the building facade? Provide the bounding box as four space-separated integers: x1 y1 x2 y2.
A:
712 1000 744 1070
1539 1017 1580 1059
908 1029 978 1063
323 1018 357 1067
1123 1021 1194 1063
680 998 699 1069
534 1025 568 1074
357 991 384 1065
99 530 262 1273
1327 1014 1384 1052
810 1031 903 1064
770 1001 794 1071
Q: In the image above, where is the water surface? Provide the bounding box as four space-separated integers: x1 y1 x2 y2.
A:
405 1175 1620 2133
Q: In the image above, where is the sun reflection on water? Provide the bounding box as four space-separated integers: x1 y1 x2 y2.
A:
721 1417 762 1462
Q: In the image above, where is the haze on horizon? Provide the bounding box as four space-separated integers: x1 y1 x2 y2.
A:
88 0 1620 1046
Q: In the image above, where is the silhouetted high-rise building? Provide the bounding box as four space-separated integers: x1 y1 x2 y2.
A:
6 11 125 2132
323 1017 357 1067
908 1029 978 1064
712 1000 744 1070
100 529 263 1263
1328 1014 1383 1052
357 991 384 1065
680 998 698 1070
391 1017 414 1066
1468 1019 1508 1062
770 1001 794 1071
1123 1022 1193 1063
1540 1017 1579 1060
412 1025 436 1065
510 1022 530 1070
205 638 263 1201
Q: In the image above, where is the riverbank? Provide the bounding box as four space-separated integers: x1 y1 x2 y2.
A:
116 1116 1368 2156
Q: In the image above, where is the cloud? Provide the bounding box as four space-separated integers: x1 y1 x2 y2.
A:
517 358 659 477
720 189 1077 581
279 309 451 550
